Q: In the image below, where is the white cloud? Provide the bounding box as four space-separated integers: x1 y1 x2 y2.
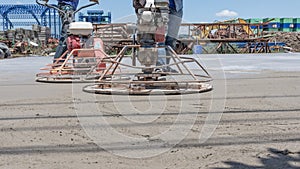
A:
216 10 238 17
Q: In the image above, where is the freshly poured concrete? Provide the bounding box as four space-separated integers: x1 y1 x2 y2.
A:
0 54 299 168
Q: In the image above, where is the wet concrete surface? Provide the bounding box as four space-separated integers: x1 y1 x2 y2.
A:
0 54 299 168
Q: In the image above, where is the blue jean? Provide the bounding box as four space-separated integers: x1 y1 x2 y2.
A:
165 8 183 64
54 4 75 62
165 8 183 49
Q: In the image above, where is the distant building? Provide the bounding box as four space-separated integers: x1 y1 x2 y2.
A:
246 18 300 32
0 4 60 38
78 10 112 24
0 4 112 38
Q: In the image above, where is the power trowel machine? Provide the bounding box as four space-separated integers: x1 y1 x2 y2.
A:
83 0 213 95
35 0 108 83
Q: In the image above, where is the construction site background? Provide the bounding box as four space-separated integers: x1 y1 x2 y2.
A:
0 25 56 57
1 18 300 57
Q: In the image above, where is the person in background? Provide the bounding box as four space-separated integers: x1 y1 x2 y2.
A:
57 0 79 11
54 0 79 61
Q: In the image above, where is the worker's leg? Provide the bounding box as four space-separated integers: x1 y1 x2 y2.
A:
54 3 74 62
165 8 183 64
53 37 67 62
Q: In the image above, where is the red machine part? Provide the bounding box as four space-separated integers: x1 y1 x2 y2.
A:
67 36 106 71
93 38 106 71
155 26 166 43
67 35 81 56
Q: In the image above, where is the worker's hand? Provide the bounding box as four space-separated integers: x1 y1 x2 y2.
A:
39 0 49 3
89 0 99 4
133 0 146 11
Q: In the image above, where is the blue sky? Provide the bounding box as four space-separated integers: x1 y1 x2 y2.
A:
4 0 300 22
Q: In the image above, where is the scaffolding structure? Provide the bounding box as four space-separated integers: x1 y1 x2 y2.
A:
93 22 275 54
0 4 60 37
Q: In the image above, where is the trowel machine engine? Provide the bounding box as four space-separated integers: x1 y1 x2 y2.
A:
67 22 92 57
67 22 104 63
135 0 170 73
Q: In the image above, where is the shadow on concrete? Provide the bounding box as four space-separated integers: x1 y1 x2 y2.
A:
213 148 300 169
0 107 300 122
1 139 300 156
1 95 300 107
